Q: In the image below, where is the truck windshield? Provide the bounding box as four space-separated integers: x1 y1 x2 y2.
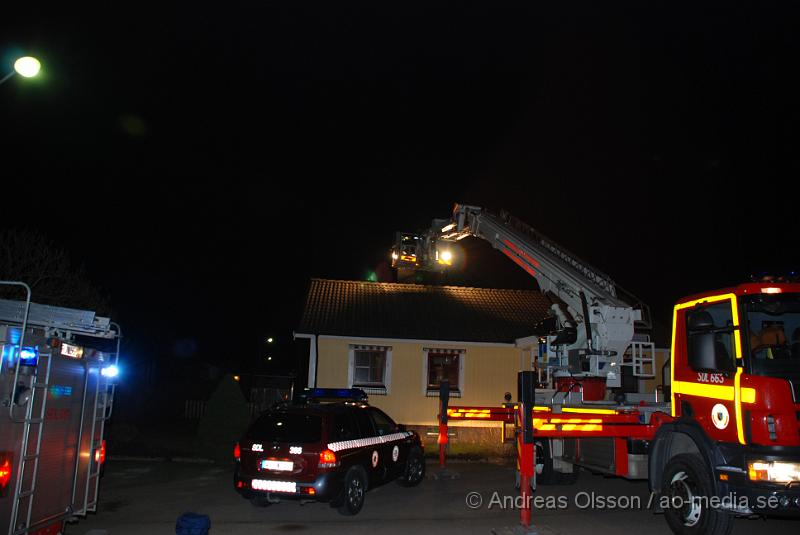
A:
744 293 800 399
247 412 322 444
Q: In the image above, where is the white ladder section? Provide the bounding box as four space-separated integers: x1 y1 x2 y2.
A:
624 341 655 378
10 351 53 535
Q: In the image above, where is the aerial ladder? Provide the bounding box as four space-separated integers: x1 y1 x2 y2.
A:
393 203 655 393
394 205 800 535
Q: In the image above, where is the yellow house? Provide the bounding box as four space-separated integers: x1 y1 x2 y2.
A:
294 279 554 454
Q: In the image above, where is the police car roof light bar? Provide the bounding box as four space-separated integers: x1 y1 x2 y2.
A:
295 388 369 404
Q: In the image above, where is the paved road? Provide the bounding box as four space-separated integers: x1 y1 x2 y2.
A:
71 460 799 535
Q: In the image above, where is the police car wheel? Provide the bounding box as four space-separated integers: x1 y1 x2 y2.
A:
250 496 273 508
398 448 425 487
338 468 367 516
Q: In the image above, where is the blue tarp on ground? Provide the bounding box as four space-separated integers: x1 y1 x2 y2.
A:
176 512 210 535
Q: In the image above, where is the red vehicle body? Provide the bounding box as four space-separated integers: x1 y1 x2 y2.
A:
446 282 800 535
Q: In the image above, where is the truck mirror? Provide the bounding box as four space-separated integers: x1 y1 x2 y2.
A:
687 332 718 372
687 310 736 374
688 310 714 330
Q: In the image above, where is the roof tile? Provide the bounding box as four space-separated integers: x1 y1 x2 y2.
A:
297 279 552 343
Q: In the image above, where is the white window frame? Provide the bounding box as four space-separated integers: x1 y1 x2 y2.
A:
347 345 392 395
422 347 465 397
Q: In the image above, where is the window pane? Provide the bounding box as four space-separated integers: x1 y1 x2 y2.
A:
372 353 385 382
686 302 735 369
427 353 459 389
369 408 397 436
353 350 386 385
333 413 359 441
246 413 322 443
746 295 800 395
355 352 372 366
353 409 376 438
354 367 370 383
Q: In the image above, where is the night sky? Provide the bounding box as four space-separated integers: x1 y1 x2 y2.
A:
2 3 798 386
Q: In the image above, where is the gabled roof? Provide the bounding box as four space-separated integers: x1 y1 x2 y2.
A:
296 279 552 344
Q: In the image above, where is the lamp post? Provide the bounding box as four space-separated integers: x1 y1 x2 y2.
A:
0 56 42 86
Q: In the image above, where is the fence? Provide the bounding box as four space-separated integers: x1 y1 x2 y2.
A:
184 400 264 420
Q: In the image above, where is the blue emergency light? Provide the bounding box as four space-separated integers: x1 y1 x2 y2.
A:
101 364 119 379
19 347 39 367
296 387 368 403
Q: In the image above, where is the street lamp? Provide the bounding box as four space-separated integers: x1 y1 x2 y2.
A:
0 56 42 86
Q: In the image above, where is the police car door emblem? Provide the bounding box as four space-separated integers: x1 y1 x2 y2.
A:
371 450 379 468
392 445 399 462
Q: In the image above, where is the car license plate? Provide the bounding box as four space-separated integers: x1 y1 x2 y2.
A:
261 460 293 471
251 479 297 493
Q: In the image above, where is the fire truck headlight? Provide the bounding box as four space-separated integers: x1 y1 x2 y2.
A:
101 365 119 379
748 461 800 483
440 250 453 262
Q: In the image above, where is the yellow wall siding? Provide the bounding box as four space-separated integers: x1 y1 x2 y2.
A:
315 337 528 426
314 338 350 388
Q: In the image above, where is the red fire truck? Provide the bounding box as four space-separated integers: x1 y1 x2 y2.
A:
397 205 800 534
1 282 120 535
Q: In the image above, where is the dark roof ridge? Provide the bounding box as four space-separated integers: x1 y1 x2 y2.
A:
308 278 540 294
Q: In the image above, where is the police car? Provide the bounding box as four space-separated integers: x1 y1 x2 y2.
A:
233 388 425 515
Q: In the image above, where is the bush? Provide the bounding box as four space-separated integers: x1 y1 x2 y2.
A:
195 375 251 464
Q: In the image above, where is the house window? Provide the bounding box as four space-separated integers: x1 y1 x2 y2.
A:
424 348 465 397
348 345 392 395
354 350 385 384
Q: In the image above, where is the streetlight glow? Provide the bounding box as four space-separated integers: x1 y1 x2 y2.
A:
14 56 41 78
267 337 274 343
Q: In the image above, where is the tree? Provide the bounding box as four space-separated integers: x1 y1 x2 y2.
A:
0 228 110 314
195 374 251 464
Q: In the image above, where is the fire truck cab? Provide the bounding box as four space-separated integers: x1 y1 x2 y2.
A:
0 288 120 535
646 282 800 533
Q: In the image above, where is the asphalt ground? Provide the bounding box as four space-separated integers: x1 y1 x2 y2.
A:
70 459 800 535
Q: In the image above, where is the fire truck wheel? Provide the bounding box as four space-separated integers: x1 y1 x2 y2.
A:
337 467 367 516
661 454 733 535
397 447 425 487
535 440 557 485
557 466 579 485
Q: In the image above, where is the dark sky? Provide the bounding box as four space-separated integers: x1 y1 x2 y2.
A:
2 2 799 382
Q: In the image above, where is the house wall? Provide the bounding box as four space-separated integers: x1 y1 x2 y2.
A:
315 336 529 426
313 336 671 457
314 336 528 457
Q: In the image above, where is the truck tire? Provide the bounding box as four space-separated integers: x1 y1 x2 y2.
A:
535 440 579 485
557 465 580 485
661 454 733 535
337 467 367 516
535 440 557 485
